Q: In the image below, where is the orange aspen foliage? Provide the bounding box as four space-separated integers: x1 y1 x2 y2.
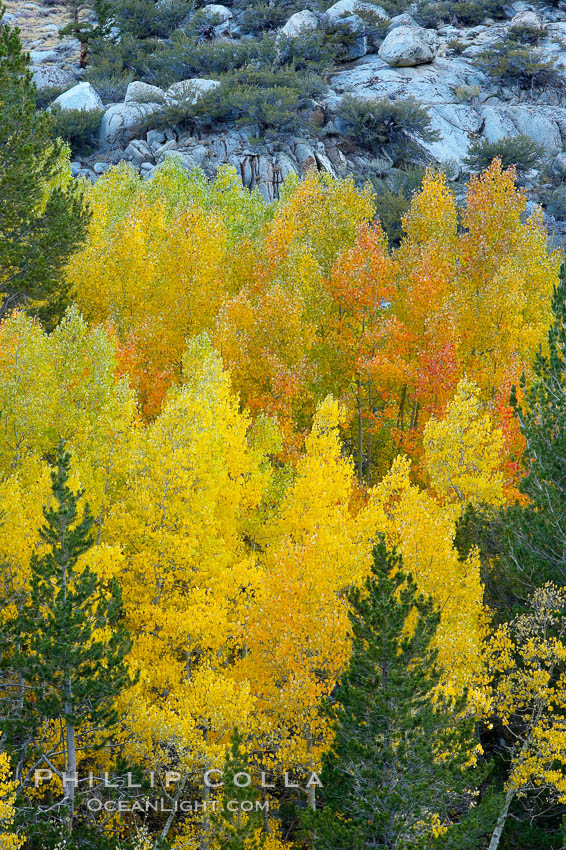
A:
366 163 558 482
319 221 399 481
213 284 317 460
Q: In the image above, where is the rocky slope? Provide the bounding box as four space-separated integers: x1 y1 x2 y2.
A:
11 0 566 232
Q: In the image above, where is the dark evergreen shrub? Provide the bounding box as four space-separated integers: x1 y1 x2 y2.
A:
112 0 192 39
474 38 564 90
463 135 545 178
50 105 104 154
337 95 439 162
416 0 505 27
371 166 426 245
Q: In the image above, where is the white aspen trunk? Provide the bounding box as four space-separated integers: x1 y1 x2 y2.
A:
64 674 77 833
488 787 515 850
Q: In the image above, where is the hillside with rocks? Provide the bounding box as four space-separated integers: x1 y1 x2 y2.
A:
12 0 566 236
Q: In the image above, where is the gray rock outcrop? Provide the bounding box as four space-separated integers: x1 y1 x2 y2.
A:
378 25 438 66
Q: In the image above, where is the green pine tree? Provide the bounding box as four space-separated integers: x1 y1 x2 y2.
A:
507 260 566 590
210 728 264 850
0 8 88 326
0 442 133 831
60 0 113 59
311 538 482 850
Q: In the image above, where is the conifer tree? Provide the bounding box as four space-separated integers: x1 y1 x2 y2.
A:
0 9 88 325
210 729 264 850
312 538 480 850
507 260 566 589
0 443 132 831
60 0 113 67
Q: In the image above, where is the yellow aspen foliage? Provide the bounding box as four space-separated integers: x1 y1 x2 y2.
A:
0 457 51 608
63 161 558 478
476 585 566 847
65 162 267 417
400 167 459 248
259 171 375 316
143 161 268 246
0 750 24 850
106 335 268 779
0 308 136 524
213 172 376 458
455 159 560 394
359 455 486 694
423 377 505 509
239 397 363 781
70 192 227 416
394 169 459 368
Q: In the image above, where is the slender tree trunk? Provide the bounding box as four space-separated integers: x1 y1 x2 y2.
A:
488 787 515 850
366 381 374 484
15 662 29 782
200 770 210 850
306 752 316 810
260 785 271 835
0 291 22 321
64 675 77 833
356 380 363 483
305 732 316 850
161 777 186 841
397 384 407 431
200 727 210 850
305 779 316 810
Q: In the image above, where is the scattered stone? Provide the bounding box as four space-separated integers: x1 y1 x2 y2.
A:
387 13 417 31
154 140 178 158
29 48 59 63
147 129 167 149
327 10 368 58
505 105 562 156
294 141 317 173
159 150 198 171
510 9 544 32
125 139 154 165
99 102 163 147
125 81 167 104
202 4 233 23
547 184 566 217
378 24 437 66
280 9 320 38
551 151 566 178
165 78 221 105
31 65 75 91
187 144 209 165
325 0 387 25
53 82 103 111
503 1 534 19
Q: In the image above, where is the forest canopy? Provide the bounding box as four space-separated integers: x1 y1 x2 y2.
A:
2 17 566 844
